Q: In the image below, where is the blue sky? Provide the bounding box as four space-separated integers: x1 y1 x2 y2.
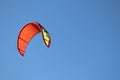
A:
0 0 120 80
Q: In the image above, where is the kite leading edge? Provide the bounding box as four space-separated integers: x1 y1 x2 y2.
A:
17 22 51 56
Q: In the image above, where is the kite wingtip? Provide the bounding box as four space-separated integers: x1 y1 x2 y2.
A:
48 44 51 48
20 53 24 56
46 43 50 48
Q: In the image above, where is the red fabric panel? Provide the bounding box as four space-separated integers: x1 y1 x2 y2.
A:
17 22 42 56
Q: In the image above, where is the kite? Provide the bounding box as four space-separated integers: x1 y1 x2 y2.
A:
17 22 51 56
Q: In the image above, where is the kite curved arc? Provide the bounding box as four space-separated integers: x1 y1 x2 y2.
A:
17 22 51 56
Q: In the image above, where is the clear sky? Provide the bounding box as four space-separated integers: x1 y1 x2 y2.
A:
0 0 120 80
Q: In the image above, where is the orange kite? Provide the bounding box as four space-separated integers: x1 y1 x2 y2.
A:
17 22 51 56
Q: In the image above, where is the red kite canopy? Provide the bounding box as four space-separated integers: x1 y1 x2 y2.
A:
17 22 51 56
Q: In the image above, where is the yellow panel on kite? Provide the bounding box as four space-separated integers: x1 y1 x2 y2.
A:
41 27 51 47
